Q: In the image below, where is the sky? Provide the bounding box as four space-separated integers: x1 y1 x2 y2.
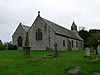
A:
0 0 100 42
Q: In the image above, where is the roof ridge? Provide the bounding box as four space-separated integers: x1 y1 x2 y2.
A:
22 25 30 27
42 18 69 31
21 25 30 32
42 17 83 41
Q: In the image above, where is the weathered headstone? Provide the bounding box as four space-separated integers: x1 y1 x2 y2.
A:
68 65 80 74
92 72 100 75
84 47 91 57
97 45 100 56
87 58 99 63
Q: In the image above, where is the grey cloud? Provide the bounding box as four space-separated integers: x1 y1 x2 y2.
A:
0 0 100 42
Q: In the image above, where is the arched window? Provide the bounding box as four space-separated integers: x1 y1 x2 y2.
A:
63 40 65 47
36 28 42 41
17 36 23 47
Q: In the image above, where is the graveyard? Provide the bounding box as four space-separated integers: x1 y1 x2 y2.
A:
0 50 100 75
1 0 100 75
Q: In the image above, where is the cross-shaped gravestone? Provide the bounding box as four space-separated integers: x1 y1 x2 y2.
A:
54 43 58 57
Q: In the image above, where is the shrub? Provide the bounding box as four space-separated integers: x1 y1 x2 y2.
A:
7 44 17 50
0 44 6 50
0 40 6 50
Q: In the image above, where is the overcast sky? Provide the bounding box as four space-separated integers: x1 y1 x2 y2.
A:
0 0 100 42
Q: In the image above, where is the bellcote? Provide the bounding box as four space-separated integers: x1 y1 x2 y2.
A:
71 21 77 31
71 21 78 34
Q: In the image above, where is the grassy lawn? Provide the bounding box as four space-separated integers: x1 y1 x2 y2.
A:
0 50 100 75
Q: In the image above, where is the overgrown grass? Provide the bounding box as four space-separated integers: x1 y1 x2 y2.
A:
0 50 99 75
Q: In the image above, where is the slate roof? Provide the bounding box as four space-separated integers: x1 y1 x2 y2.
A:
22 25 30 32
42 18 83 41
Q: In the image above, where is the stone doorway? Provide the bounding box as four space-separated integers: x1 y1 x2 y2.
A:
17 36 23 47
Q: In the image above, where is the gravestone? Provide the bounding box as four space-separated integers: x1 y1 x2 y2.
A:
68 65 80 74
84 47 91 57
92 72 100 75
54 43 58 57
97 45 100 56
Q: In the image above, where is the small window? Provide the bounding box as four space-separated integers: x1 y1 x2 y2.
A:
72 40 73 48
81 42 82 47
63 40 65 47
76 41 78 48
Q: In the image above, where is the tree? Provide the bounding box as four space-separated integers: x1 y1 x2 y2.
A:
0 40 6 50
0 40 3 45
78 30 91 47
87 33 100 47
79 26 85 31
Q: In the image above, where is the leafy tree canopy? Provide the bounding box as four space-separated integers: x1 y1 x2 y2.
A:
78 30 91 47
87 32 100 47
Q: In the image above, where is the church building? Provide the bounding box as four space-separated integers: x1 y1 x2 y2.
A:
12 12 84 50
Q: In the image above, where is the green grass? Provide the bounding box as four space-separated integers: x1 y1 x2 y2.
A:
0 50 99 75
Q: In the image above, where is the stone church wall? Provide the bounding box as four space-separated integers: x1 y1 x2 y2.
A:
12 15 84 50
29 17 56 50
12 25 26 49
56 35 68 50
28 16 84 50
